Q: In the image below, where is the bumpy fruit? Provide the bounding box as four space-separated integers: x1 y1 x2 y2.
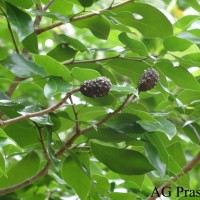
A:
80 77 112 98
138 68 159 93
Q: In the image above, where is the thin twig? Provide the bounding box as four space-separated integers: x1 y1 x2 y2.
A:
43 0 55 11
146 151 200 200
33 3 43 29
81 93 137 134
0 7 19 54
35 0 134 35
0 87 80 127
69 96 80 134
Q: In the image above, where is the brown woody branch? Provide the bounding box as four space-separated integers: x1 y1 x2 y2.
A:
146 151 200 200
35 0 134 35
0 87 80 127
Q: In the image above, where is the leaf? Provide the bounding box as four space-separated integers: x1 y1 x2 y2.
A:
0 54 46 78
0 152 40 188
119 32 148 56
61 152 92 200
92 174 110 194
72 15 110 40
71 67 101 82
58 34 88 52
144 142 166 178
155 60 200 92
0 152 6 177
5 2 34 41
5 0 34 9
44 77 72 98
163 36 193 52
22 32 38 54
188 0 200 12
34 54 72 81
107 2 173 38
108 192 137 200
49 0 73 15
111 85 137 95
78 0 93 7
18 105 53 125
138 117 176 140
47 43 77 62
91 142 155 175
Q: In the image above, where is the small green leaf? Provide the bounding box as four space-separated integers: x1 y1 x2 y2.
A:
5 0 34 9
78 0 93 7
188 0 200 12
6 2 34 41
34 54 72 81
47 43 77 62
0 54 46 78
0 152 40 188
92 174 110 194
108 192 137 200
138 117 176 140
73 15 110 40
119 32 148 56
111 85 137 95
49 0 73 15
91 142 155 175
22 32 38 54
163 36 193 52
71 67 101 82
44 77 72 98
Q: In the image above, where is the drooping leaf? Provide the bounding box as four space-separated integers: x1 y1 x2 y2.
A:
91 142 155 175
0 54 46 78
5 2 34 41
34 54 72 81
119 32 148 56
72 15 110 40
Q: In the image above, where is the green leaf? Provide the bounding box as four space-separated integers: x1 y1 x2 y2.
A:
0 152 40 188
138 117 176 140
44 77 72 98
78 0 93 7
91 142 155 175
188 0 200 12
0 128 8 138
155 60 200 91
108 192 136 200
111 85 137 95
108 2 173 38
5 0 34 9
119 32 148 56
18 105 53 125
72 15 110 40
106 58 150 85
49 0 73 15
92 174 110 194
0 54 46 78
58 34 88 52
34 54 72 81
0 152 6 177
144 142 166 178
61 152 92 200
5 2 34 41
22 32 38 54
71 67 101 82
163 36 193 52
47 43 77 62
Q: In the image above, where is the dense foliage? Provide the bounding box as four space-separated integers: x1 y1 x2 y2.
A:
0 0 200 199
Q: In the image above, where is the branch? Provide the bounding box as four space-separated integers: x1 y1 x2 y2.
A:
146 151 200 200
0 7 19 54
35 0 134 35
43 0 55 12
33 3 43 29
0 87 80 127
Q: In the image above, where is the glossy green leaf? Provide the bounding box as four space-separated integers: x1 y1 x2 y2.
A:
5 2 34 41
138 117 176 140
108 2 173 38
0 128 8 138
61 152 92 200
92 174 110 194
106 58 150 85
91 142 155 175
18 105 53 125
108 192 136 200
0 54 46 78
144 142 166 178
155 60 200 91
111 85 137 95
34 54 71 81
72 15 110 40
0 152 40 188
0 152 6 177
49 0 73 15
119 32 148 56
71 67 101 82
163 36 193 51
47 43 77 62
58 34 88 52
5 0 34 9
78 0 93 7
44 77 72 98
22 32 38 54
